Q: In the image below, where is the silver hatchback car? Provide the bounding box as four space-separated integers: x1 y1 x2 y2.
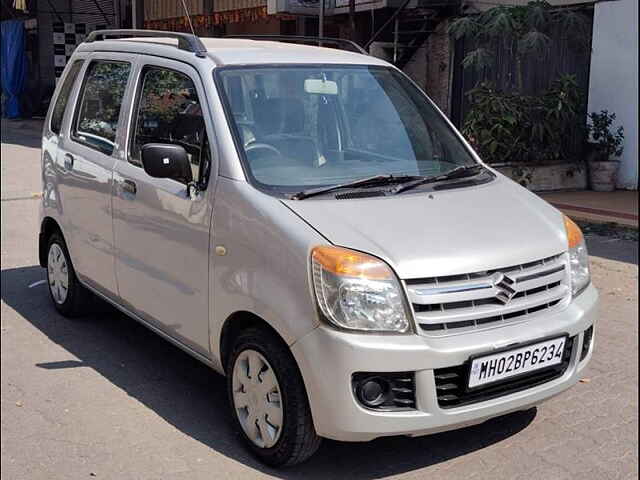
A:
39 30 598 466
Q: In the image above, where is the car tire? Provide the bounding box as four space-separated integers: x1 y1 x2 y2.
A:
46 231 91 317
227 327 321 467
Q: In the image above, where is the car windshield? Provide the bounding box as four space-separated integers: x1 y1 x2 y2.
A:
216 65 477 193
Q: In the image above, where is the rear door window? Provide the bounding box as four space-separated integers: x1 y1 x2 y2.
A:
71 60 131 155
50 60 84 134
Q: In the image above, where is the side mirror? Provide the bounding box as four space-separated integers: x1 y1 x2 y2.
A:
141 143 193 184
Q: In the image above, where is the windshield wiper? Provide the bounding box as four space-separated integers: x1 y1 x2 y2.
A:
390 164 485 195
287 165 485 200
288 174 423 200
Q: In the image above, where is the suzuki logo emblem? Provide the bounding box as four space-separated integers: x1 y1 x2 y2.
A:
491 272 517 305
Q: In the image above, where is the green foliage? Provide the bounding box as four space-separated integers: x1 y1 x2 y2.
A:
448 1 589 90
139 68 196 122
518 30 551 57
461 47 493 70
525 2 550 30
537 74 584 160
462 75 584 164
587 110 625 159
448 16 479 40
461 83 528 163
481 7 518 37
553 10 591 46
449 2 591 165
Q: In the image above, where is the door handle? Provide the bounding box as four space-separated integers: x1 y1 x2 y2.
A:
122 179 137 195
64 154 74 170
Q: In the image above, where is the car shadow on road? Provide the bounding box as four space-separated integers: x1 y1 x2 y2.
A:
2 265 537 479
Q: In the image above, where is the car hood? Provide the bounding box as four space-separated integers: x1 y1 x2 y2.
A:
282 175 568 279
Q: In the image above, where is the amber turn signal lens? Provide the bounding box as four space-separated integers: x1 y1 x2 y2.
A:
311 246 392 280
564 215 584 249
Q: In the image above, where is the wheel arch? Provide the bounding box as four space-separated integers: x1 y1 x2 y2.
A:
219 311 292 375
39 216 63 267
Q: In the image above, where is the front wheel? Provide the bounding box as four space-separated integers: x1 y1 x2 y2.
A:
227 328 321 467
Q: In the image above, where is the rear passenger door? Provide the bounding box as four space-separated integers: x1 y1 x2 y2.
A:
59 53 134 298
42 58 85 222
112 58 214 356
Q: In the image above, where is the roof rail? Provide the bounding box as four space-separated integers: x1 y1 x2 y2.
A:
85 29 208 57
223 35 368 55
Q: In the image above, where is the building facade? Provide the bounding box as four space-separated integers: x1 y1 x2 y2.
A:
1 0 123 115
143 0 298 37
2 0 636 190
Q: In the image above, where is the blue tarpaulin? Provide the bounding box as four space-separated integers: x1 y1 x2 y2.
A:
1 20 28 118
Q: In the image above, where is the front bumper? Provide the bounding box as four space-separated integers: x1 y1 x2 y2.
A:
291 283 598 441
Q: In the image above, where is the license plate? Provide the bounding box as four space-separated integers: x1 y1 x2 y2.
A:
468 336 566 389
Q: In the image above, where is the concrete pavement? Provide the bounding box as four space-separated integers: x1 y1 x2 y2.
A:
1 119 638 479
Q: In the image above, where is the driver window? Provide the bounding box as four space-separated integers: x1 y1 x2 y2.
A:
130 67 210 187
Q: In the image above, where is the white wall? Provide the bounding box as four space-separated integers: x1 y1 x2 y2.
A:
588 0 639 190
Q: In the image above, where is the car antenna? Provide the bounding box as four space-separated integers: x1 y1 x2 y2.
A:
180 0 198 39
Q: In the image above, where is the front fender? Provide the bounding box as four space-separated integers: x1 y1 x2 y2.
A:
209 178 327 371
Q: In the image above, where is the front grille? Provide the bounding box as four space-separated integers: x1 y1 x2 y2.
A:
434 336 575 409
407 254 570 335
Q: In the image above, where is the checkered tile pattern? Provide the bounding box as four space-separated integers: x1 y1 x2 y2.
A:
53 22 106 81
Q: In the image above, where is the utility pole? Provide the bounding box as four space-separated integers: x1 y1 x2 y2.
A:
115 0 121 28
348 0 356 41
132 0 144 29
132 0 137 28
319 0 325 38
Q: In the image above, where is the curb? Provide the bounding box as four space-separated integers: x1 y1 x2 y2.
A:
550 202 638 229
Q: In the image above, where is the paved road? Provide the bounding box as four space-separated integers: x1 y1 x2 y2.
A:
2 120 638 479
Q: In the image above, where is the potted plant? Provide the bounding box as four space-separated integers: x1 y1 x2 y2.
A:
586 110 624 191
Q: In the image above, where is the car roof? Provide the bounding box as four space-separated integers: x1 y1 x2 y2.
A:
199 38 388 66
76 36 391 68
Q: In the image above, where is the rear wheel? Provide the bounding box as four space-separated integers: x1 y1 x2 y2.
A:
227 327 321 466
46 232 91 317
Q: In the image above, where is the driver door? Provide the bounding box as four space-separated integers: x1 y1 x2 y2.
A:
112 58 214 356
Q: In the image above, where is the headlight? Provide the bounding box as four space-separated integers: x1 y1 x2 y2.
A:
311 246 411 333
564 215 590 297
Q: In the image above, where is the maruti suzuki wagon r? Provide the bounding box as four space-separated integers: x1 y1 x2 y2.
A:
39 30 598 466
